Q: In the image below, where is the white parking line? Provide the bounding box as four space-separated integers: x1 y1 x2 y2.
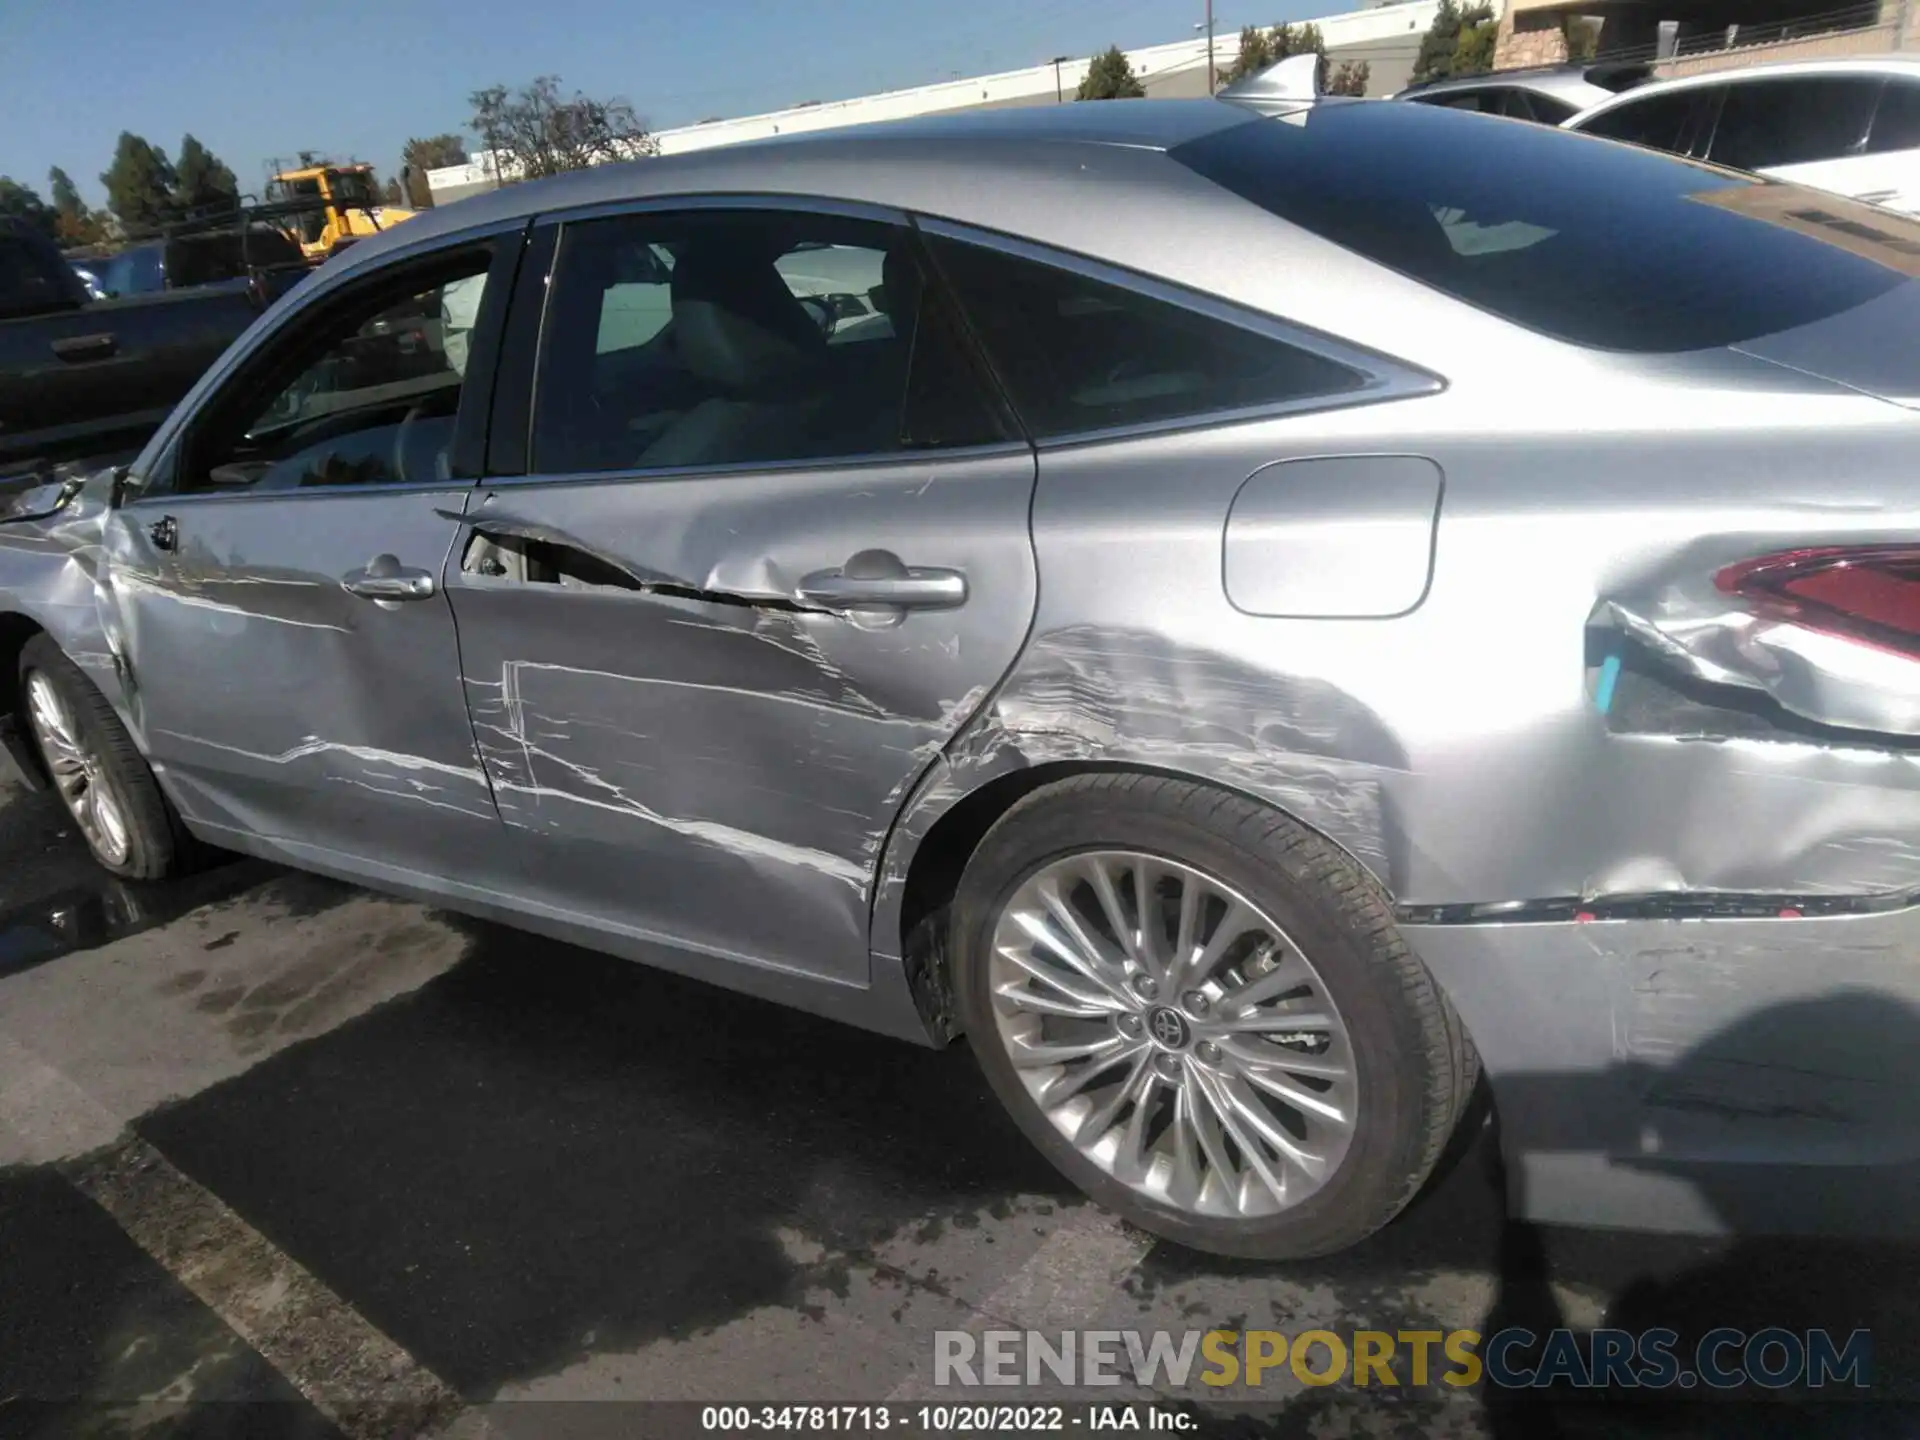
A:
0 1032 478 1440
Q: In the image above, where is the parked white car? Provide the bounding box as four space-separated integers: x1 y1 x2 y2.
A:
1566 56 1920 216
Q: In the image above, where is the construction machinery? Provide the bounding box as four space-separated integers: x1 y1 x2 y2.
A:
263 161 416 263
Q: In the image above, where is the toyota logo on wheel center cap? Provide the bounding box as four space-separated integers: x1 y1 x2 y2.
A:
1147 1006 1191 1049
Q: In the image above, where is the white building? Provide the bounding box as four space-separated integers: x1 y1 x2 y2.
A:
428 1 1448 205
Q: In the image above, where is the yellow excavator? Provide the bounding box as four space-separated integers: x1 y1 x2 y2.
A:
264 161 416 263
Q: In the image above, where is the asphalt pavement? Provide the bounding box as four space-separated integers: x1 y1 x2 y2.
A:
3 768 1918 1439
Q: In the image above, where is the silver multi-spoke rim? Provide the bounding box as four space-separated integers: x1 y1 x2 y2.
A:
25 673 131 867
988 850 1357 1221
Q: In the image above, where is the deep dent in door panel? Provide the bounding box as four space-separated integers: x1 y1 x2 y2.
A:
99 489 498 843
446 451 1039 984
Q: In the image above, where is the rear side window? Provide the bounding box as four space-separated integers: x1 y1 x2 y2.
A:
1577 89 1707 153
532 210 1008 475
1172 103 1914 352
1870 79 1920 154
926 235 1366 439
1707 77 1880 171
1521 92 1580 125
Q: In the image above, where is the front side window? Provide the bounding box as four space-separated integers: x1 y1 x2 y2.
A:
924 234 1366 440
181 251 492 493
530 209 1006 476
1707 77 1880 172
1577 88 1708 154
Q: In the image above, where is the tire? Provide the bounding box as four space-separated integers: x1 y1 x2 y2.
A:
953 773 1471 1260
18 635 197 881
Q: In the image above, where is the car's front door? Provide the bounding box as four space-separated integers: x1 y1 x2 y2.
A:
107 236 522 887
446 203 1038 983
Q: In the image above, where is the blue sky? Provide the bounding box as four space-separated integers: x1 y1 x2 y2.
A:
2 0 1330 208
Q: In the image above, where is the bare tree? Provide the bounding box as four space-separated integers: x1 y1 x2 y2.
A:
469 76 657 183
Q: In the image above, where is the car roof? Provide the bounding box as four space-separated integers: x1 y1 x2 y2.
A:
1570 52 1920 125
331 99 1273 270
1395 66 1614 104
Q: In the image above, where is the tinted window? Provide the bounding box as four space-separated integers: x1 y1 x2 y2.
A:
1870 78 1920 154
1577 89 1705 153
1426 90 1502 113
184 253 492 492
532 211 1006 475
1520 92 1579 125
1708 77 1879 171
1172 104 1913 352
0 236 72 317
927 236 1364 439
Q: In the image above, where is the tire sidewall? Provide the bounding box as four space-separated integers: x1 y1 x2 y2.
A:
20 639 176 881
955 784 1432 1260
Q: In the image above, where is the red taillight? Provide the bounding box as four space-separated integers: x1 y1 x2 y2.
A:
1714 546 1920 658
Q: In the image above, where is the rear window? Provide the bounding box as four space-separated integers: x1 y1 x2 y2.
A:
1172 103 1913 352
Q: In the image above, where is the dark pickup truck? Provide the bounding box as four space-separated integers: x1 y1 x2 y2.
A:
0 222 310 479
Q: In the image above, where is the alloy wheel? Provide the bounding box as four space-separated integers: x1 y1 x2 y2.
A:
25 672 131 867
986 850 1357 1220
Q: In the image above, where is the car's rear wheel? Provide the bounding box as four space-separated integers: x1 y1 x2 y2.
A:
953 773 1473 1259
19 636 195 881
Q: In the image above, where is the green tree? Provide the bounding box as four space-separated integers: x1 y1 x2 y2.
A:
400 134 468 207
174 134 239 215
1327 59 1371 96
1224 25 1276 84
1223 21 1328 85
47 166 84 222
100 132 178 233
0 177 56 238
1452 10 1498 76
1565 15 1601 61
46 166 106 247
1410 0 1496 84
1076 45 1146 101
382 176 405 206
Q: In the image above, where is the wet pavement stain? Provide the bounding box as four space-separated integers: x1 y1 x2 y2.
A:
0 862 276 981
138 921 1073 1397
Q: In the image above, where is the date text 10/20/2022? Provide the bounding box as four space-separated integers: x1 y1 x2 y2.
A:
701 1406 1196 1431
932 1327 1873 1391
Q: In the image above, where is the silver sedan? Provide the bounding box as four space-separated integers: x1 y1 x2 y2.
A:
4 91 1920 1258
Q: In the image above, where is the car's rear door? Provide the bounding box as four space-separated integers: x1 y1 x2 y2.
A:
445 201 1038 984
105 229 527 887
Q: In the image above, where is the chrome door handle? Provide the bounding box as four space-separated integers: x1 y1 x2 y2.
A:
342 555 436 603
795 550 967 612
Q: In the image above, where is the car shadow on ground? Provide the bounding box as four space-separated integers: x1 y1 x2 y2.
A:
137 917 1075 1395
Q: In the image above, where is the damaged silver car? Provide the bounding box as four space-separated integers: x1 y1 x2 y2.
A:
6 92 1920 1259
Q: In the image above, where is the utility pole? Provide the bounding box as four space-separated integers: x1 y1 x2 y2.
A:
1053 55 1069 102
1196 5 1218 94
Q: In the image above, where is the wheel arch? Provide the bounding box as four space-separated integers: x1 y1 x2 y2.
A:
889 757 1402 1023
0 611 49 786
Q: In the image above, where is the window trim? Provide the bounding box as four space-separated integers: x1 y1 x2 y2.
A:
128 225 527 508
491 193 1029 488
126 215 531 500
912 216 1442 451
